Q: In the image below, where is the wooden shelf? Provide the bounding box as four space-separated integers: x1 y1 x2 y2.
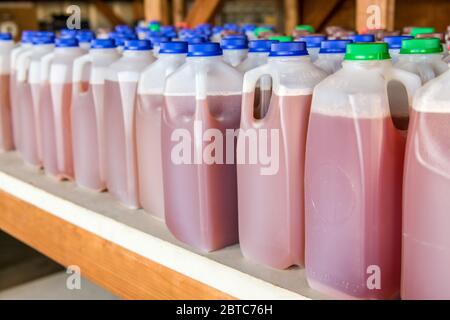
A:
0 152 327 300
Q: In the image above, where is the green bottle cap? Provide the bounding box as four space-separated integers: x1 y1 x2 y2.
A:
400 38 443 54
269 35 293 42
254 27 272 37
410 27 435 37
344 42 390 60
295 25 315 33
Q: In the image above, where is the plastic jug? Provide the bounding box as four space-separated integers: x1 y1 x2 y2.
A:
396 38 449 84
40 37 84 179
162 43 243 252
0 33 14 151
71 38 120 190
298 35 326 62
402 70 450 300
304 43 421 299
238 40 277 119
137 41 188 219
314 39 352 74
237 42 326 269
221 36 248 67
383 35 413 63
16 35 55 167
415 32 448 57
104 39 154 209
10 31 39 149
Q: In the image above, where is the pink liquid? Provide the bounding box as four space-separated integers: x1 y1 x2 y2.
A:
50 82 74 179
17 82 41 166
238 93 311 269
137 94 165 218
402 110 450 300
305 113 404 299
0 74 13 151
9 70 20 149
104 80 140 209
39 82 58 176
71 82 105 191
162 95 241 252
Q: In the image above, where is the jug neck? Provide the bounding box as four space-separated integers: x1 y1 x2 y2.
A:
187 55 223 64
268 55 311 64
398 53 443 62
33 43 54 54
0 40 14 50
123 50 153 59
55 46 83 55
342 59 392 71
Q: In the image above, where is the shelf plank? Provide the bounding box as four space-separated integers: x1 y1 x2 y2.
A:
0 152 322 300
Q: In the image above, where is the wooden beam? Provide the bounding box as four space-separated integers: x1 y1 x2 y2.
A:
284 0 300 35
172 0 185 25
316 0 346 32
0 189 234 300
144 0 170 25
303 0 344 32
356 0 396 32
132 0 145 21
93 0 126 26
185 0 222 27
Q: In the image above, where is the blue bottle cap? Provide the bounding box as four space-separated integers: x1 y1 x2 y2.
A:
183 35 207 44
115 25 133 33
60 28 78 37
91 38 116 49
21 30 37 43
349 34 375 43
319 39 352 54
187 42 222 57
76 30 95 43
161 26 176 33
248 40 278 53
383 35 413 49
55 37 79 48
221 36 248 50
0 32 12 41
269 41 309 57
159 41 188 54
124 39 152 51
298 35 327 48
243 24 256 32
213 26 224 34
32 34 55 45
147 35 171 45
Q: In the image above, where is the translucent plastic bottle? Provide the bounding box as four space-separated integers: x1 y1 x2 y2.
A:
16 35 55 167
304 43 421 299
0 32 14 151
383 35 413 63
221 36 249 67
162 43 243 252
104 40 155 209
298 35 327 62
238 42 326 269
71 38 120 191
137 41 188 219
314 39 352 74
146 35 171 57
40 37 84 179
396 38 449 84
10 31 36 150
402 70 450 300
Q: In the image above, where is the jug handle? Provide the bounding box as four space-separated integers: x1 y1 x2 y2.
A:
73 53 92 93
16 51 32 83
242 64 274 124
415 63 435 85
385 67 422 107
40 53 55 83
